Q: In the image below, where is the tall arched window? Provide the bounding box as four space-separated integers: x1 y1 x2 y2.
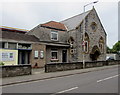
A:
83 33 89 53
99 37 104 53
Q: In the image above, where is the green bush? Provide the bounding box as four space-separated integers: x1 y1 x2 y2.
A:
0 62 5 65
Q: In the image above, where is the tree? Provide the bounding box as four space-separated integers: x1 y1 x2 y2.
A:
112 41 120 53
107 46 112 53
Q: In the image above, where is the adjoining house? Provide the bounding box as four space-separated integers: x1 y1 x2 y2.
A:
0 26 40 66
0 7 107 68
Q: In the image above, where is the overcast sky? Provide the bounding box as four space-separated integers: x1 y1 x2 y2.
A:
0 0 119 48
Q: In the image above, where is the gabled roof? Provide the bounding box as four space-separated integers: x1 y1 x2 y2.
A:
61 10 91 31
0 29 39 42
41 21 67 31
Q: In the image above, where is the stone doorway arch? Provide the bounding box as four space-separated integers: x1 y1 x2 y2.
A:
90 45 101 61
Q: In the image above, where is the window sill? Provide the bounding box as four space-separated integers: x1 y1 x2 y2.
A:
51 39 58 41
50 59 59 62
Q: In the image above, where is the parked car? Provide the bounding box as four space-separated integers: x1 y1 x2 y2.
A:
106 56 115 61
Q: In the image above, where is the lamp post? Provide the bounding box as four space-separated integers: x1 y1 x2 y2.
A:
82 1 98 68
83 1 98 12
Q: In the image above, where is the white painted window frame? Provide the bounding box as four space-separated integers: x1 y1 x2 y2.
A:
51 32 58 41
51 50 58 60
99 43 103 53
84 41 88 53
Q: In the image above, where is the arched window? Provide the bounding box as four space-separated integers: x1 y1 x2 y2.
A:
83 33 89 53
99 37 104 53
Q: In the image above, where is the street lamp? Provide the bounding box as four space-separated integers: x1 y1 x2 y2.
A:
82 1 98 68
84 1 98 12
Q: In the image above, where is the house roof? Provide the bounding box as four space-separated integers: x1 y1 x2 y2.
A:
0 29 39 42
41 21 67 31
61 10 91 31
0 26 29 33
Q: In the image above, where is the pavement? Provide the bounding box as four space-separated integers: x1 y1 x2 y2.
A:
2 65 119 94
1 64 119 86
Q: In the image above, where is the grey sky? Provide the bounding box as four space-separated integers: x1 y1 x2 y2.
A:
1 0 118 48
118 1 120 41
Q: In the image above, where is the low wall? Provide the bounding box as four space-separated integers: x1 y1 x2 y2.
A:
45 62 83 73
45 60 120 73
0 64 32 78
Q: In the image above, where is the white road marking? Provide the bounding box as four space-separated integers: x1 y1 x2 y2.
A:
97 74 119 83
57 87 78 93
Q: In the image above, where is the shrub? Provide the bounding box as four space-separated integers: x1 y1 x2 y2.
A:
0 62 5 65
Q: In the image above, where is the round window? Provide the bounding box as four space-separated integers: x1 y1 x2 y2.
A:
91 22 97 32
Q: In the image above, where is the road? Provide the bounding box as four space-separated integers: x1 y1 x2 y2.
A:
2 66 119 94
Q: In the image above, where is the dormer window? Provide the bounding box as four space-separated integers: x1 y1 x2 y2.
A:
51 31 58 41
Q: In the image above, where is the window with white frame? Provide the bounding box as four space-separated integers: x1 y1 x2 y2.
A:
84 41 88 53
99 43 103 52
51 31 58 41
99 37 104 53
51 49 58 59
8 42 17 49
83 33 89 53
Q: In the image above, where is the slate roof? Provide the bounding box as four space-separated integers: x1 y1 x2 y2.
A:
41 21 67 31
0 29 39 42
61 10 91 31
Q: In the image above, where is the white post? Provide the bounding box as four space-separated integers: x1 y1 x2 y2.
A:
83 19 85 69
83 1 98 68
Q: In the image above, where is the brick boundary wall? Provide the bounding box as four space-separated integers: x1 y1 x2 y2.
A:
0 64 32 78
45 60 120 73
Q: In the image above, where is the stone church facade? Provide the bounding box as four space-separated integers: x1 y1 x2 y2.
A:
27 7 106 66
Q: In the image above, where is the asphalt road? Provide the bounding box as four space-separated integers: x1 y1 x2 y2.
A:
2 66 119 94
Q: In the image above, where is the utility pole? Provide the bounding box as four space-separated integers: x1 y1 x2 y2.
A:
82 1 98 68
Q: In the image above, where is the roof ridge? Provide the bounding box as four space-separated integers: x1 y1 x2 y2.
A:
40 21 67 31
41 21 64 25
60 9 91 22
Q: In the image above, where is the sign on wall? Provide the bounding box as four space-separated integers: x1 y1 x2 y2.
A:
40 51 44 59
34 51 39 58
0 52 14 61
